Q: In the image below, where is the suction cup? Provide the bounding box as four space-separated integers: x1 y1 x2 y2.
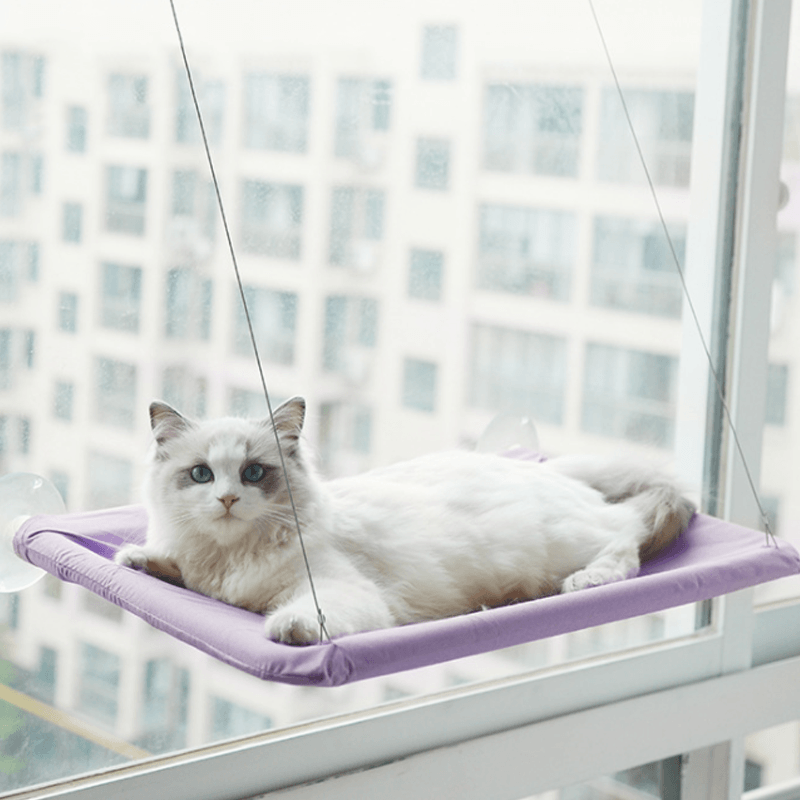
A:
0 473 65 592
476 413 540 454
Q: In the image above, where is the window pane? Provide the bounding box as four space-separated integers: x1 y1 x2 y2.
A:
756 17 800 605
421 25 458 80
477 205 576 301
1 0 713 790
244 74 309 152
484 84 583 176
415 138 450 190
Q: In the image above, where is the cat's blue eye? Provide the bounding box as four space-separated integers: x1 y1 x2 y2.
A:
242 463 266 483
190 465 214 484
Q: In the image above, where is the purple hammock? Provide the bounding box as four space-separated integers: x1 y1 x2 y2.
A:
13 502 800 686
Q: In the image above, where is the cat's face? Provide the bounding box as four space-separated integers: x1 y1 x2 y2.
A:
144 398 307 545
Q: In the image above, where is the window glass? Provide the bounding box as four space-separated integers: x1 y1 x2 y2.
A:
402 357 438 412
66 106 87 152
0 0 710 790
756 9 800 605
421 25 458 80
415 138 451 190
408 249 444 301
107 74 150 139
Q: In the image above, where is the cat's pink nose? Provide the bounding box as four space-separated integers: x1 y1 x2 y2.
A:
219 494 239 510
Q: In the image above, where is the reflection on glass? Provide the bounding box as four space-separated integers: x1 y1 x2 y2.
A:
0 0 707 791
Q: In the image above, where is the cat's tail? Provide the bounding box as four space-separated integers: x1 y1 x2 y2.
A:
549 454 696 561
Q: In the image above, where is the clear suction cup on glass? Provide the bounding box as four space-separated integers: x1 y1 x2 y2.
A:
0 473 65 592
476 414 540 454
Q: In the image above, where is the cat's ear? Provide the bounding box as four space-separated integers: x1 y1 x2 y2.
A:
269 397 306 442
150 401 191 446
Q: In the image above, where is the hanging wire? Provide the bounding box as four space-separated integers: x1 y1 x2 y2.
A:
587 0 776 546
167 0 330 640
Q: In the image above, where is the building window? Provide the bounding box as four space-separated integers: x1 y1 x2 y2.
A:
18 417 30 454
79 643 120 726
42 573 62 599
175 69 225 145
240 180 303 259
66 106 87 152
170 170 216 249
323 295 378 377
582 342 678 447
53 380 74 421
62 202 82 243
29 153 43 194
244 73 309 153
107 73 149 138
172 170 196 216
766 364 789 426
590 216 686 317
100 262 142 333
0 152 21 216
402 358 438 412
469 323 567 424
0 240 37 301
334 78 392 161
26 242 38 281
33 646 57 704
141 659 190 750
165 268 212 341
415 138 450 190
421 25 458 80
477 205 576 301
58 292 78 333
320 402 372 455
210 697 271 742
408 249 443 301
329 186 385 268
484 83 583 177
23 330 34 369
232 286 297 366
318 402 372 474
105 165 147 235
95 357 137 429
0 329 10 389
87 451 132 509
162 366 207 420
2 52 44 132
229 388 268 418
598 88 694 187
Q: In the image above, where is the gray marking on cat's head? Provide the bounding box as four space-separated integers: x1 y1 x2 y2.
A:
142 396 320 551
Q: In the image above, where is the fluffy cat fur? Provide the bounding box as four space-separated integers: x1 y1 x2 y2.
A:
114 397 695 645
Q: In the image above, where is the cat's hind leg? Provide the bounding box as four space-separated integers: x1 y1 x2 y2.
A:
560 502 647 593
561 538 641 592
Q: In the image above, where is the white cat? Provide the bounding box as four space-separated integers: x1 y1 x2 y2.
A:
115 397 695 645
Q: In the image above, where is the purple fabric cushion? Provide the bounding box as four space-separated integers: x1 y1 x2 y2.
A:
14 506 800 686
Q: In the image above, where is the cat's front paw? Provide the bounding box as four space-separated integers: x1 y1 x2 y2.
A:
114 544 149 569
266 609 323 645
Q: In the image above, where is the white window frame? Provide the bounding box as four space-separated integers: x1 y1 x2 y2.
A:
13 1 800 799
